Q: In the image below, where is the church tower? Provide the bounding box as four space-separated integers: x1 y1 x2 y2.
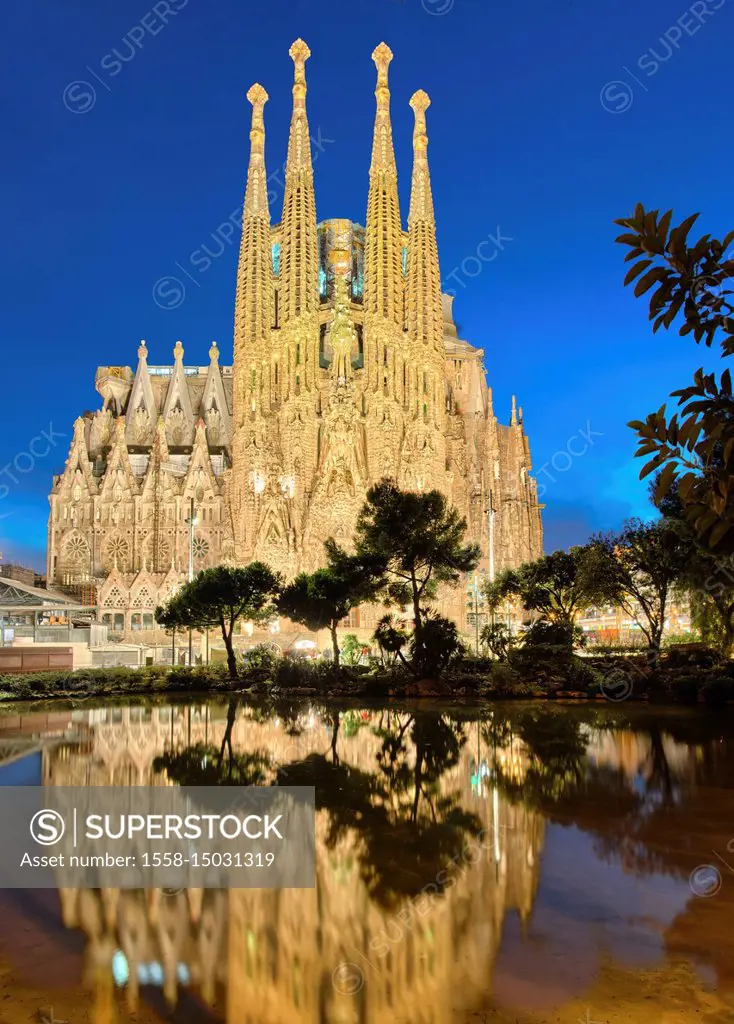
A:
48 41 543 638
363 42 406 479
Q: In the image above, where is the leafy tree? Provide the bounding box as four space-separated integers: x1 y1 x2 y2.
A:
501 548 601 624
155 562 281 679
479 621 516 661
616 205 734 551
654 477 734 654
373 613 409 667
584 519 690 662
482 571 516 624
354 478 480 644
277 540 384 667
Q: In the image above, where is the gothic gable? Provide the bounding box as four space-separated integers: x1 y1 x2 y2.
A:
162 342 195 447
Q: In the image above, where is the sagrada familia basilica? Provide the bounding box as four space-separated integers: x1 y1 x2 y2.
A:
47 41 543 638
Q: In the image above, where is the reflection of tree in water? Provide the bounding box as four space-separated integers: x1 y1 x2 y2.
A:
152 701 482 909
278 710 482 909
484 705 701 871
154 699 272 785
484 703 734 996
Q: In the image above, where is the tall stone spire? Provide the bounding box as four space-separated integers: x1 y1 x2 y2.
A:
406 91 445 425
280 39 319 329
233 84 273 426
406 90 443 355
364 43 403 330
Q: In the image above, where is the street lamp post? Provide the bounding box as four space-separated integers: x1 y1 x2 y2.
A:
471 574 482 655
486 489 496 584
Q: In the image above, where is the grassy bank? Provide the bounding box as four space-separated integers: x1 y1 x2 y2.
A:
0 644 732 706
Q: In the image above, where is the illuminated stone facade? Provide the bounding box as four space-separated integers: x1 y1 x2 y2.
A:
47 41 543 635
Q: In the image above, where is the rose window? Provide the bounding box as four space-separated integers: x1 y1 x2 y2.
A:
193 535 210 567
104 536 130 570
64 535 88 567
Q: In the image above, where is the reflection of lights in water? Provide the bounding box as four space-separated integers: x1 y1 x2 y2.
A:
492 787 500 864
112 950 129 986
148 962 164 985
112 951 190 989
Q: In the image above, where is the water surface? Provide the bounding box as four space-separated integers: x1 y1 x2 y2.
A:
0 697 732 1023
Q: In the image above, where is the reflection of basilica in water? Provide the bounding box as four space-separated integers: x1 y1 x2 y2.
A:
42 705 545 1023
3 702 733 1024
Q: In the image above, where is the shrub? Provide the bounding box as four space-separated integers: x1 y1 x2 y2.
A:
0 663 236 701
698 674 734 708
487 662 521 693
521 620 585 651
410 613 463 676
664 672 700 705
442 669 488 691
480 622 517 662
275 658 309 688
274 658 347 690
661 644 723 671
565 659 602 692
243 644 280 673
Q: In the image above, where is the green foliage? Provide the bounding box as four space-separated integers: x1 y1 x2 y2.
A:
242 643 280 674
409 613 463 676
616 204 734 551
479 621 516 661
485 661 526 696
564 659 602 693
0 664 234 701
661 632 699 648
277 540 383 665
341 634 365 666
355 478 480 639
584 519 690 658
615 205 734 349
372 613 409 666
521 619 586 651
155 563 282 678
499 548 602 624
274 657 347 690
656 480 734 655
482 571 516 615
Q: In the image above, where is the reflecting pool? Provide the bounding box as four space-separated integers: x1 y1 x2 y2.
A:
0 698 732 1023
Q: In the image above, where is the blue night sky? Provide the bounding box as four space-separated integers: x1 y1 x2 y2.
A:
1 0 730 570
